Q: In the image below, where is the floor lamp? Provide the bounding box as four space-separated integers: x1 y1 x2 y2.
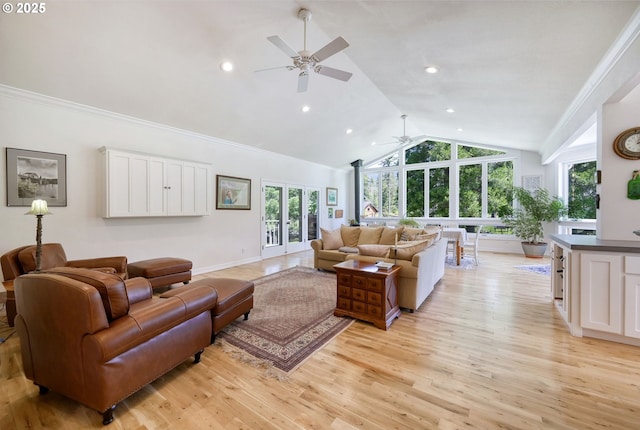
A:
26 199 50 272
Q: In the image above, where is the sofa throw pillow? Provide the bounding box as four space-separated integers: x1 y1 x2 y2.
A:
390 239 433 261
415 232 439 242
42 267 129 321
357 226 384 245
18 243 68 273
400 227 425 241
422 225 443 240
357 244 391 258
340 225 361 247
321 228 344 250
379 226 404 245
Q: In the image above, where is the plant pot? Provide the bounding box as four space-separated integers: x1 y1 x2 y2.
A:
521 242 547 258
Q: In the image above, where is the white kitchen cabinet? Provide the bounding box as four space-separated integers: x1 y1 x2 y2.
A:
101 147 211 218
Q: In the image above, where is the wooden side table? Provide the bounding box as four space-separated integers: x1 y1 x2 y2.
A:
333 260 401 330
3 281 15 327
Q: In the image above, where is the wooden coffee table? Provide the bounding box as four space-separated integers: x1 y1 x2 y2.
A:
333 260 401 330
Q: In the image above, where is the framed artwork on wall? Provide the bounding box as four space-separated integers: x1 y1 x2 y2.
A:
328 208 334 218
216 175 251 210
326 187 338 206
335 209 344 219
6 148 67 207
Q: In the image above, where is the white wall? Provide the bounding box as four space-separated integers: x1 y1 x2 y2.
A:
599 81 640 240
0 88 350 278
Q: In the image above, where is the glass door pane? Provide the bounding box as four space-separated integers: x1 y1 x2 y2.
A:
307 188 319 241
286 185 306 253
262 183 284 258
288 187 302 245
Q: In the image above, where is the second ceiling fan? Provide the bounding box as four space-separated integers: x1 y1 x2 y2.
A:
260 8 353 92
381 115 428 146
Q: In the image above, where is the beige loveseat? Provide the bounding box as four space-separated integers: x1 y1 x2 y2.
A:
310 225 447 312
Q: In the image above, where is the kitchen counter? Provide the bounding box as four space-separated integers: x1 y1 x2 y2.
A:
550 234 640 253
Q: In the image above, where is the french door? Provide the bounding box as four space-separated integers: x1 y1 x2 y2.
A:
261 181 319 258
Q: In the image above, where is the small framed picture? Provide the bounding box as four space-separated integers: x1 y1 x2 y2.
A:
326 187 338 206
6 148 67 206
328 208 334 218
216 175 251 210
335 209 344 219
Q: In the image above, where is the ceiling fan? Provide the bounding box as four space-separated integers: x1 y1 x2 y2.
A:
380 115 428 146
258 8 353 93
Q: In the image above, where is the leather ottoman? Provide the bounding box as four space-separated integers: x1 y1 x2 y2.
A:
127 257 192 290
166 277 254 343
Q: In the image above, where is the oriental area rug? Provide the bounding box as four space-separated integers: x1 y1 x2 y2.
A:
218 266 353 374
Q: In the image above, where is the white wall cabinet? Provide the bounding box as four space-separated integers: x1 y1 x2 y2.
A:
101 148 211 218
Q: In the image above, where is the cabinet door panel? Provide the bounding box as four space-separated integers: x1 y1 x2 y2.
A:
337 286 351 298
107 153 133 216
352 288 366 301
166 161 183 215
366 278 383 291
148 158 165 216
580 253 623 334
352 301 366 313
338 298 351 310
338 273 352 285
367 305 382 317
625 275 640 338
368 291 382 304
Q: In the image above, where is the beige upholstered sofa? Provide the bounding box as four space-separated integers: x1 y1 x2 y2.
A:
310 225 447 312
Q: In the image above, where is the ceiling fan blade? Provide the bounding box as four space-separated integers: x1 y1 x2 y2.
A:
315 65 352 82
254 65 294 73
297 72 309 93
409 135 429 143
311 36 349 62
267 35 299 58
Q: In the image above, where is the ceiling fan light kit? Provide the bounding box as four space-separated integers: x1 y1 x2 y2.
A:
260 8 353 93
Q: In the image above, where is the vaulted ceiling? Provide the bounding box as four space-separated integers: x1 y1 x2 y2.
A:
1 1 639 168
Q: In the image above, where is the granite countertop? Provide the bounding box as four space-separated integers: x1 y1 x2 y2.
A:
551 234 640 253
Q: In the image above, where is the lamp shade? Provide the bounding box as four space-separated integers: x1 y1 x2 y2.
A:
26 199 50 216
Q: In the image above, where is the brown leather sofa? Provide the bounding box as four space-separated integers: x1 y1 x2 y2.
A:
14 267 218 425
1 243 128 280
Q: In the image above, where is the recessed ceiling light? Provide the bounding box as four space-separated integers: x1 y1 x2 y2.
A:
301 105 310 113
371 141 377 146
424 66 438 74
220 61 233 72
346 128 353 134
457 128 464 132
446 108 455 113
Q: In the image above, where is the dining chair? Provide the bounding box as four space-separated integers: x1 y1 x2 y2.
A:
463 225 483 265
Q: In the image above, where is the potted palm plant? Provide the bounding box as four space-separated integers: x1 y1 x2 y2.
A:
501 187 567 258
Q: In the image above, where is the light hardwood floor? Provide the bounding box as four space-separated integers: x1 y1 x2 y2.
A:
2 251 639 429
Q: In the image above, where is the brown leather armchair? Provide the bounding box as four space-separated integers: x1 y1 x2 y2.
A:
14 267 218 425
1 243 128 281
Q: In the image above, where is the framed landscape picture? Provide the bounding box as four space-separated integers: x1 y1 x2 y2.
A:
6 148 67 206
216 175 251 210
326 187 338 206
